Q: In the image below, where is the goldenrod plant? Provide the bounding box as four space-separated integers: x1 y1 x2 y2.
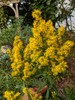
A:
4 91 21 100
5 9 74 100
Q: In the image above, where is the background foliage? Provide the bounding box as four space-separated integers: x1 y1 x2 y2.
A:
0 17 32 47
0 8 8 28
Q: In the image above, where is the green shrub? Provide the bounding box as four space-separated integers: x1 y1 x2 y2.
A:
0 17 32 47
0 8 8 28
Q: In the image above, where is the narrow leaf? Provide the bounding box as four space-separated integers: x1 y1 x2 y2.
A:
37 81 46 93
26 89 32 100
46 88 49 100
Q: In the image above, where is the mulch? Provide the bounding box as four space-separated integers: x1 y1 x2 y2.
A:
56 58 75 98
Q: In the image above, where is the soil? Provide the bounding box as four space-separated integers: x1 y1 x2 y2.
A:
67 58 75 88
56 58 75 98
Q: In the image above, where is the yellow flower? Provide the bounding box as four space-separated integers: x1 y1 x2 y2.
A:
13 92 20 99
23 87 28 95
7 49 11 54
22 62 36 81
32 9 42 20
51 91 56 98
4 91 20 100
38 56 49 66
44 47 55 59
57 40 74 57
51 61 68 76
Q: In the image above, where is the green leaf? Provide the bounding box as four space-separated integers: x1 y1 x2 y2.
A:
46 88 49 100
26 89 32 100
46 0 51 5
38 5 44 10
42 0 47 3
35 74 43 78
37 81 46 93
47 76 53 87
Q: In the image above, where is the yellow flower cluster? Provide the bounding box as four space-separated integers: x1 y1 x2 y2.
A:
30 50 42 62
38 56 49 66
7 36 23 77
57 40 74 57
51 91 56 99
23 87 42 100
51 61 68 76
7 9 74 81
4 91 21 100
31 9 74 76
32 9 42 20
58 26 65 44
22 62 36 81
44 47 55 59
23 44 31 61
